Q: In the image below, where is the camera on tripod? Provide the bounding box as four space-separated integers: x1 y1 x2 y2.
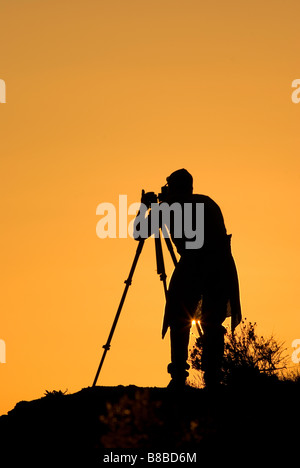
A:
141 184 169 208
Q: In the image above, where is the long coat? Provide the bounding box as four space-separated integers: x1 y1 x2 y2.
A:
161 194 242 337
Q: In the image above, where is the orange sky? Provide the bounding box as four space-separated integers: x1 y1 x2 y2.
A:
1 0 300 415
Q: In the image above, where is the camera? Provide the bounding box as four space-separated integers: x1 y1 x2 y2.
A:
141 191 158 207
141 185 169 208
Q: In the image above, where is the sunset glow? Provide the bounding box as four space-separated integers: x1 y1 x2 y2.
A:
1 0 300 415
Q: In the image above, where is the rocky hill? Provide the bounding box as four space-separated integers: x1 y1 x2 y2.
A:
0 380 298 465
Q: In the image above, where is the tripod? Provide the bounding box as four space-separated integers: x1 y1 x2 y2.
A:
92 229 177 387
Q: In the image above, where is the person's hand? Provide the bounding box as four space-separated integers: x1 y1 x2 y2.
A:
140 190 157 209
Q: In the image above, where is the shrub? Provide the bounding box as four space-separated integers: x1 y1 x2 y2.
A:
189 319 289 386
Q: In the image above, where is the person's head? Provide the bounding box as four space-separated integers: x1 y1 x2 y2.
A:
166 169 193 201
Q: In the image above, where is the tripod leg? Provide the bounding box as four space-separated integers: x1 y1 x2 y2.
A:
155 231 168 299
163 235 177 267
92 239 145 387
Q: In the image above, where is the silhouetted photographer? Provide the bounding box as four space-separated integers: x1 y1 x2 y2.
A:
134 169 242 389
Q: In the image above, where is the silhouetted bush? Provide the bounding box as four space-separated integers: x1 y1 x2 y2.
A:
190 319 289 387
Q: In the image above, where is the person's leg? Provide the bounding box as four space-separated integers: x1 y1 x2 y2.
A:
168 319 191 385
165 260 201 387
200 265 228 389
201 323 226 389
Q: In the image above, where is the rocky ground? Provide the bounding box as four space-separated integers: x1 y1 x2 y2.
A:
0 379 298 465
